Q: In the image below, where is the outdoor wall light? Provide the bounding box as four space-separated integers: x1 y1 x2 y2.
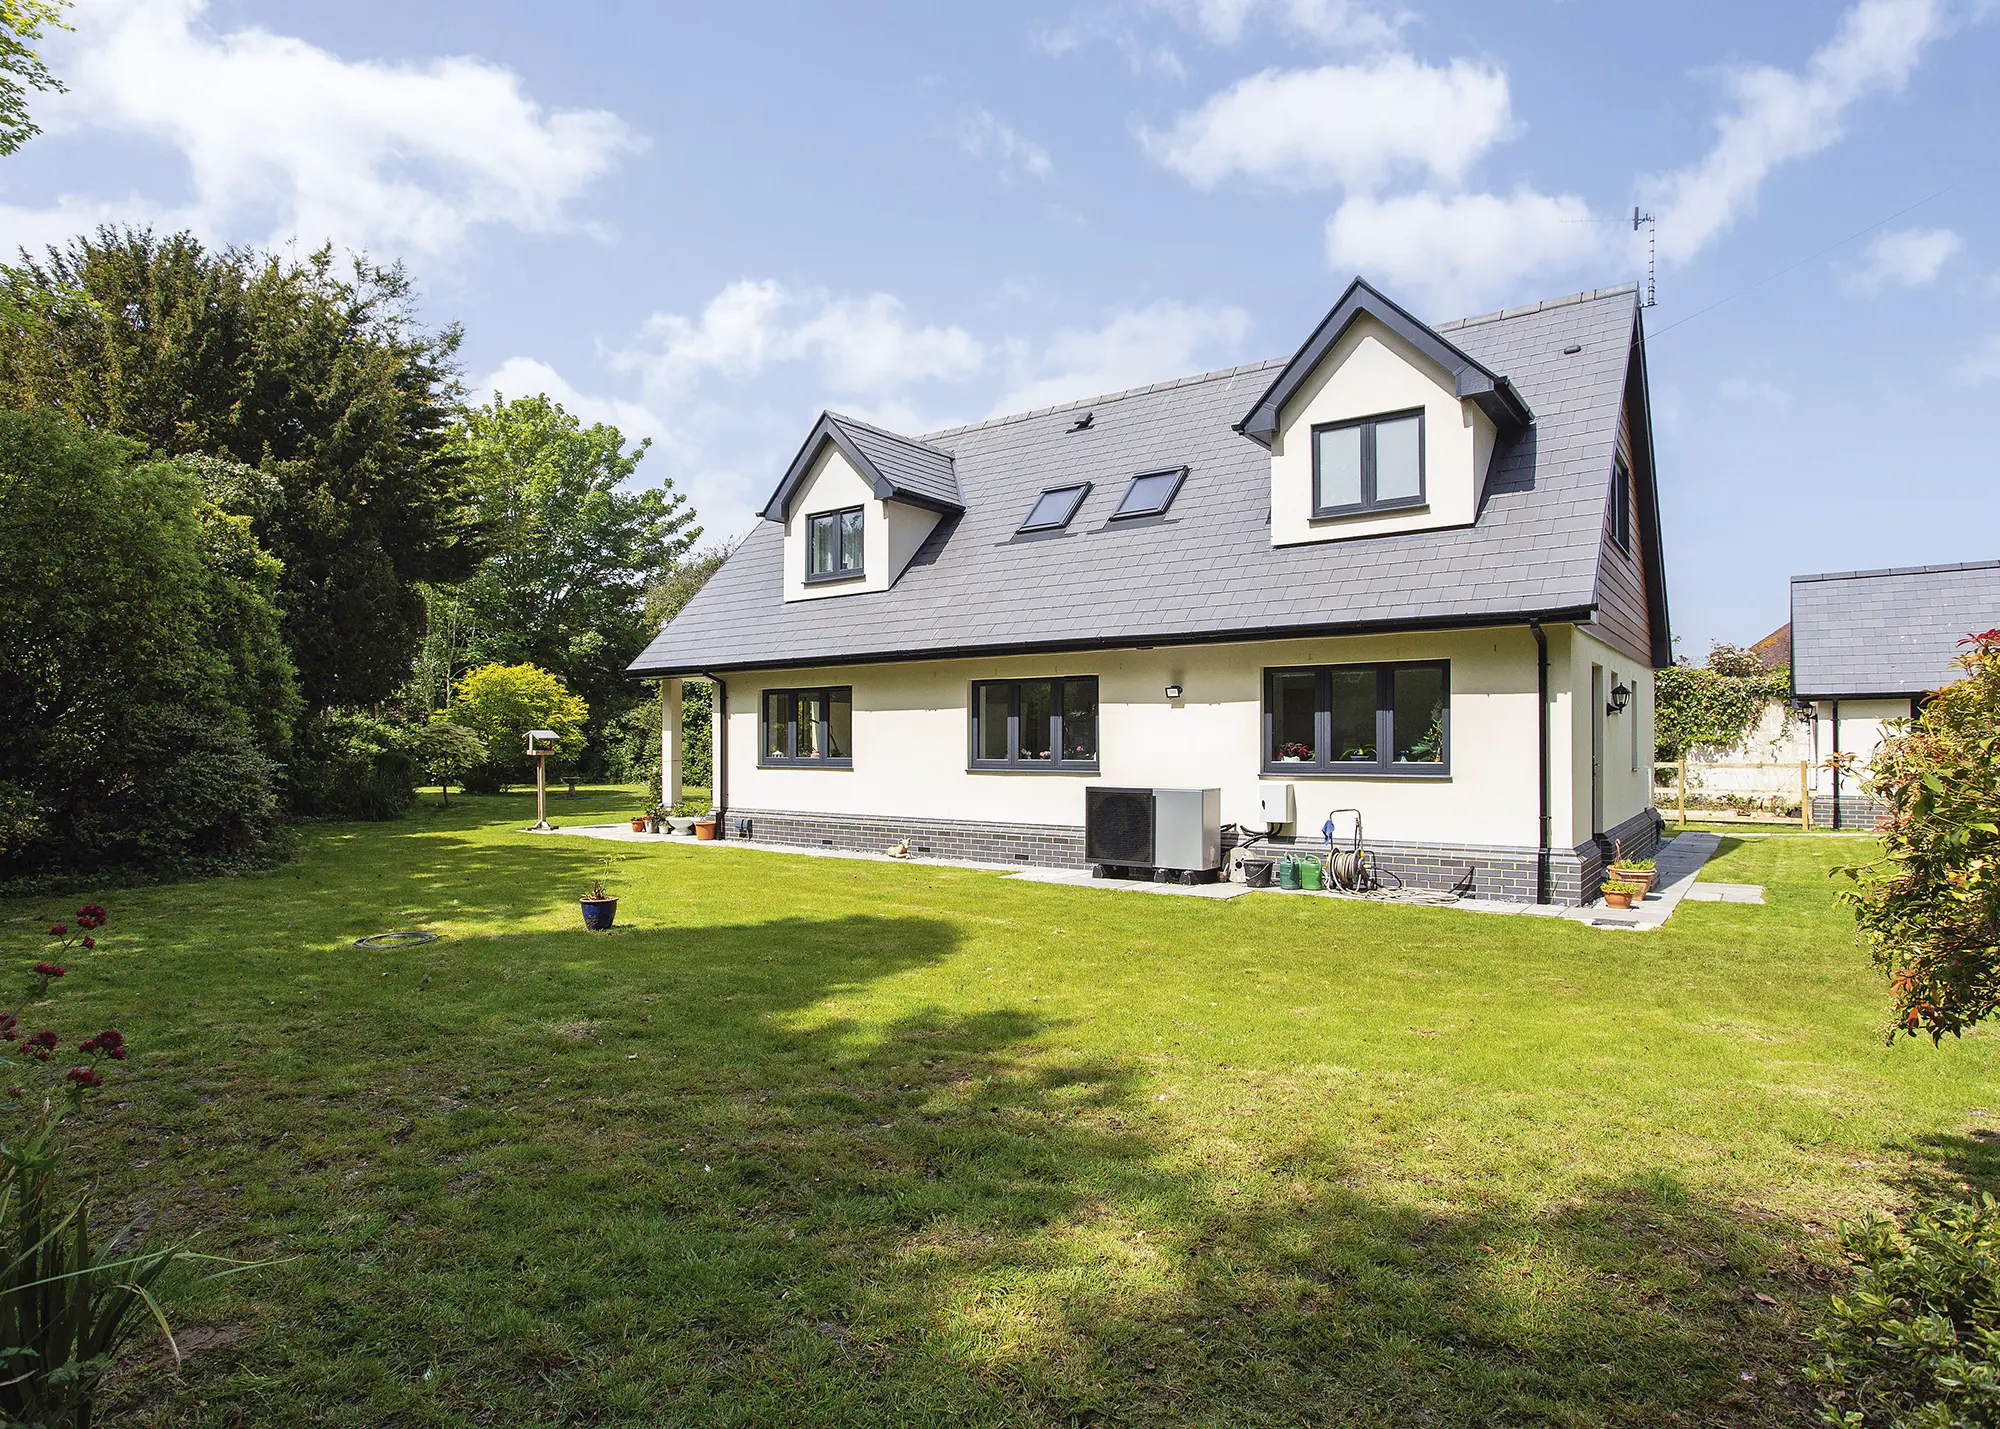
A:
1164 683 1183 700
1606 684 1631 715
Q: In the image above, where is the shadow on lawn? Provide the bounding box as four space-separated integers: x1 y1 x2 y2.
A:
110 830 1828 1429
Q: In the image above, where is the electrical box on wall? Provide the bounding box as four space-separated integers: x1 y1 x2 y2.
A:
1258 782 1295 826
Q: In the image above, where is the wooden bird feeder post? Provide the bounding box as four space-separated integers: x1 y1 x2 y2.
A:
525 729 560 832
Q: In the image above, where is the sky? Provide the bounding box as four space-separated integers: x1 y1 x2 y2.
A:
7 0 1998 657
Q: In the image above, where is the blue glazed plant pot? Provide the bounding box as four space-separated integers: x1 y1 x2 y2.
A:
580 897 618 931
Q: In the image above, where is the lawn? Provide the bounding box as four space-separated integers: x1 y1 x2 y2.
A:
5 787 1994 1427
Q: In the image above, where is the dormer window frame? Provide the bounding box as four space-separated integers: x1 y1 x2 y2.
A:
1310 407 1427 520
1110 466 1188 521
1019 482 1092 534
804 505 865 584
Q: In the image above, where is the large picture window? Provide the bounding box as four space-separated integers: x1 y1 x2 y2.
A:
1263 662 1448 776
759 686 853 767
806 507 864 581
1312 409 1425 518
969 677 1098 772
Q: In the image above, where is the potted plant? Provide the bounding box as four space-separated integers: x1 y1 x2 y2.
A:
1607 839 1657 893
646 805 669 834
629 814 648 833
693 814 718 841
581 876 618 930
1601 879 1647 910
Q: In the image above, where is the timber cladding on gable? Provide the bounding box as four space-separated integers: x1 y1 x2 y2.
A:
1587 351 1655 668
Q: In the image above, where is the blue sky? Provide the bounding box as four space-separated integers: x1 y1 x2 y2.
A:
9 0 1998 656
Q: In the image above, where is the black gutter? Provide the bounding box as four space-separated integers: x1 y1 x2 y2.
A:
627 605 1600 682
704 673 728 840
1531 619 1552 905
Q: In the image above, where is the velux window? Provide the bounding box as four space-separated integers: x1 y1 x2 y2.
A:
806 507 864 581
1111 466 1187 520
1019 483 1090 533
1264 662 1448 776
760 686 853 768
1312 409 1425 517
970 677 1098 771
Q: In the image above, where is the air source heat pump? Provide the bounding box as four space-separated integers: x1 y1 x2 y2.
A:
1084 787 1222 884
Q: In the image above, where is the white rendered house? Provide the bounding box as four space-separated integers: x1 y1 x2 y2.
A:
629 278 1672 903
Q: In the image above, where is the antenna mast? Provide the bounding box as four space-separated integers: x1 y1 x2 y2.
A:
1632 207 1657 308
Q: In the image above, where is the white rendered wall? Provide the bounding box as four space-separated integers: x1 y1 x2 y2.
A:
1560 626 1657 844
780 445 941 602
1268 315 1497 549
723 627 1557 850
1808 698 1915 792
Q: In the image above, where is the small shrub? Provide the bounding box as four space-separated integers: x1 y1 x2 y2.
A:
1807 1195 2000 1426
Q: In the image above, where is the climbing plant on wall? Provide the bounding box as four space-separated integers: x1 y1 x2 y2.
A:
1654 644 1792 760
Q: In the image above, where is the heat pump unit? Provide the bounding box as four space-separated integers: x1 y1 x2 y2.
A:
1084 787 1222 884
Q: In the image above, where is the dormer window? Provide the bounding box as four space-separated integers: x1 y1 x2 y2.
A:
1313 410 1425 518
1019 483 1090 533
806 506 864 582
1111 466 1187 520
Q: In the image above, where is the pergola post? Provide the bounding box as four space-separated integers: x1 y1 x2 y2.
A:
661 677 683 810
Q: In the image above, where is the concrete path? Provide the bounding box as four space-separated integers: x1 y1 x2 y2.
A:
547 823 1729 928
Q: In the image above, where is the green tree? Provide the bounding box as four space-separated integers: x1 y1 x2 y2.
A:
0 410 297 873
0 0 67 156
0 228 478 710
443 663 586 793
413 718 486 807
440 394 698 770
1838 629 2000 1042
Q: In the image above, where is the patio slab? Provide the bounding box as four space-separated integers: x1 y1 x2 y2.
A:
1683 882 1767 904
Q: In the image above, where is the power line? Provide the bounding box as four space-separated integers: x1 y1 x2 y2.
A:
1646 179 1967 340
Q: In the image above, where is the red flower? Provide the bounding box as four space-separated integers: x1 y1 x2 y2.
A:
64 1066 102 1089
80 937 94 950
79 1030 124 1060
31 963 64 979
47 925 65 937
19 1031 57 1061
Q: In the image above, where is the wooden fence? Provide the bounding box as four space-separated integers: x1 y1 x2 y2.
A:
1654 759 1815 830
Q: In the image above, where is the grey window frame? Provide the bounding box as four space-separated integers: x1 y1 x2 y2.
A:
1109 466 1188 521
804 506 865 583
1261 661 1450 778
968 676 1100 773
1609 456 1632 554
758 685 854 769
1018 482 1092 534
1310 408 1427 518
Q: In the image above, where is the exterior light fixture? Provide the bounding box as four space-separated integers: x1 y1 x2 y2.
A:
524 729 561 832
1606 683 1631 715
1164 684 1183 700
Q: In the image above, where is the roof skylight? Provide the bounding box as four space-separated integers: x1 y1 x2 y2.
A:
1019 482 1090 533
1111 466 1187 520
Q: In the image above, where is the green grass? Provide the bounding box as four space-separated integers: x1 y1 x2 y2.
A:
5 788 1994 1427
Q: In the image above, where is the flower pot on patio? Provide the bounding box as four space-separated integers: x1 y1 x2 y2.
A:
667 817 696 835
630 818 648 832
1601 883 1641 910
694 820 717 841
1610 866 1656 893
580 896 618 930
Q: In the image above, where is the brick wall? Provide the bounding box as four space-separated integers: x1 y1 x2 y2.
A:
730 803 1666 905
1809 793 1888 830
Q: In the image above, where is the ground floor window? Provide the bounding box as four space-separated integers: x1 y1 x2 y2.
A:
1263 662 1448 776
970 676 1098 771
759 686 853 767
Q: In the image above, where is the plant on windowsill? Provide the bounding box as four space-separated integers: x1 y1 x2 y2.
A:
1276 742 1313 763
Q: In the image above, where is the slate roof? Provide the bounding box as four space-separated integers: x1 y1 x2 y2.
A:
632 282 1650 678
758 412 961 520
1790 561 2000 698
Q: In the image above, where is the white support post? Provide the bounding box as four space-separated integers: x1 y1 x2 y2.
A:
661 677 683 810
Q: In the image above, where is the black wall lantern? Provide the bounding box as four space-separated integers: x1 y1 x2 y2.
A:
1607 683 1631 715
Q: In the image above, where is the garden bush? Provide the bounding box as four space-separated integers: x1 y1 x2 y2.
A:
1808 1195 2000 1426
443 663 586 794
286 710 417 821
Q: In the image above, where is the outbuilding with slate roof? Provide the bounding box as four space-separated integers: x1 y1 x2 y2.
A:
1791 560 2000 828
629 277 1673 905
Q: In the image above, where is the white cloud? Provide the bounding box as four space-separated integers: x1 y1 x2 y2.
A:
1142 55 1513 191
1149 0 1408 46
22 0 639 258
1325 189 1604 316
1646 0 1947 265
1717 375 1792 409
956 108 1054 181
1841 226 1962 294
623 280 986 397
991 300 1250 413
473 356 677 454
1955 335 2000 387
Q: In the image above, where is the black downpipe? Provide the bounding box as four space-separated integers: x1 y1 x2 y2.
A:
705 673 728 839
1830 697 1841 831
1531 621 1552 905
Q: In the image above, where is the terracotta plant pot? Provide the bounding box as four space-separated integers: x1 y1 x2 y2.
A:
1611 867 1656 893
1601 886 1635 910
630 819 647 832
694 820 717 841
